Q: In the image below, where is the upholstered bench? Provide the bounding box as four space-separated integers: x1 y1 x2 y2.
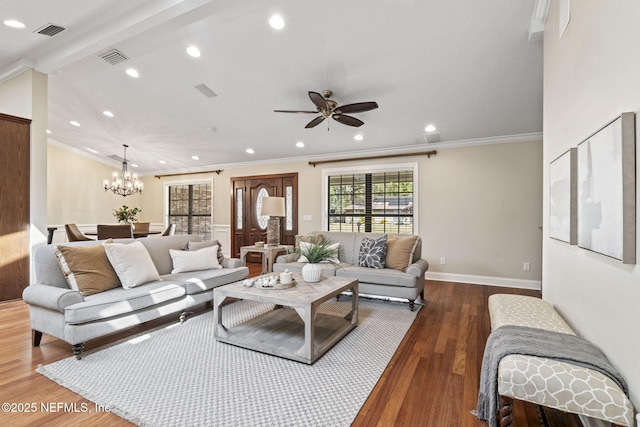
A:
488 294 635 427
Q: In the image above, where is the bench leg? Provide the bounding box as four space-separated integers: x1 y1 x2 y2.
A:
408 299 415 311
32 330 43 347
498 395 514 427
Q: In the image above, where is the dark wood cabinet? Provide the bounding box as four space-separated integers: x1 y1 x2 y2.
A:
0 113 31 301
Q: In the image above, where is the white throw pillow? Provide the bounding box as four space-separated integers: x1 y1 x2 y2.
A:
169 245 221 274
297 241 340 264
103 240 161 289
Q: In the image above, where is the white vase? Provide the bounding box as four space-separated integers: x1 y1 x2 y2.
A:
302 263 323 282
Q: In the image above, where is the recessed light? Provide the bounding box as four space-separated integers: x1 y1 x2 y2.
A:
103 110 114 117
131 164 139 168
186 46 201 58
354 134 364 141
191 155 199 160
425 124 437 132
269 15 285 30
296 141 304 148
4 20 25 28
159 160 166 164
86 148 98 154
125 68 139 78
246 148 255 154
46 129 51 134
70 121 80 127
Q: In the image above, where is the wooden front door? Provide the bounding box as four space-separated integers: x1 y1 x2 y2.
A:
231 173 298 259
0 113 31 301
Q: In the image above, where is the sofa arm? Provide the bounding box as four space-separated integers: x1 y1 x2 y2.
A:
406 258 429 279
22 284 84 313
276 253 298 263
222 258 244 269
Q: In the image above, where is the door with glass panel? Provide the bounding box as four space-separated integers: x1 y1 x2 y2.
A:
231 173 298 259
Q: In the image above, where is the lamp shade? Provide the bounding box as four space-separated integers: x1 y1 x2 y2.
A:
260 196 285 217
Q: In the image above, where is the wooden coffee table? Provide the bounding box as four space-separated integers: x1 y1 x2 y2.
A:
213 274 358 364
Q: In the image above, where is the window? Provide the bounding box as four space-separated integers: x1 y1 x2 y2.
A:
325 164 416 234
168 182 212 240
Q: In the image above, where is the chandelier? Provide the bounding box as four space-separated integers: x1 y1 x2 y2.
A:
103 144 143 197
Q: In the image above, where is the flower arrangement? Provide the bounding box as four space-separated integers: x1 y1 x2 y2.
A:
113 205 141 224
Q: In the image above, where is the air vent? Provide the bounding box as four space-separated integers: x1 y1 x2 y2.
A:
424 131 442 144
99 49 129 65
194 84 217 98
34 23 67 37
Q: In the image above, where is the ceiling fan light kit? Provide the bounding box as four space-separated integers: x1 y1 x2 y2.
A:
275 90 378 129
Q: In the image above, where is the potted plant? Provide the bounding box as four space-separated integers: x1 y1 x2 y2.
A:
297 239 339 282
113 205 141 225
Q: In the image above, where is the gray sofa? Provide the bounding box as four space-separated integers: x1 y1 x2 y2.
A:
273 232 429 310
22 234 248 359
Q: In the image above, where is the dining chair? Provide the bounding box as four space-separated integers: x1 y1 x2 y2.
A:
97 224 134 240
65 224 94 242
132 222 150 237
162 224 176 236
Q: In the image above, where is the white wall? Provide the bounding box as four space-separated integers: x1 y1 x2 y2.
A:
543 0 640 408
50 139 543 287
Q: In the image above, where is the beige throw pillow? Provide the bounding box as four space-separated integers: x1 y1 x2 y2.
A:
104 240 160 289
55 244 121 296
385 235 420 271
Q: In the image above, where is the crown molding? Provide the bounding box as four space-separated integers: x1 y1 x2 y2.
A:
529 0 550 40
0 59 34 84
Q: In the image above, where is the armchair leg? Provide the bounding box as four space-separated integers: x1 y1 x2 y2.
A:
32 330 43 347
73 343 85 360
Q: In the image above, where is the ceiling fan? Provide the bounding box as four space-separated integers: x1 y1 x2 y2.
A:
274 90 378 129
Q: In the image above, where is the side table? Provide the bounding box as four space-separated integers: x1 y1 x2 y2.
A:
240 245 292 274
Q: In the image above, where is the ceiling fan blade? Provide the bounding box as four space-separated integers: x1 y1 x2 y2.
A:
305 116 326 128
274 110 318 114
308 91 328 110
334 101 379 114
333 114 364 127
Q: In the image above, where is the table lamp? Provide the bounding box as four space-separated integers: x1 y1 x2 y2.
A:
260 196 285 246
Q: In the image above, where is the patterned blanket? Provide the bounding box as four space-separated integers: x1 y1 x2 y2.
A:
472 325 628 427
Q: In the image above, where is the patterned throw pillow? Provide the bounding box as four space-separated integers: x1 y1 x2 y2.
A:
358 235 388 269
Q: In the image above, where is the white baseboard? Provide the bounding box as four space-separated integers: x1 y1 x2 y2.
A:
425 272 541 290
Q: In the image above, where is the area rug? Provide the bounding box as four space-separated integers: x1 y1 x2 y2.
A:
38 298 419 426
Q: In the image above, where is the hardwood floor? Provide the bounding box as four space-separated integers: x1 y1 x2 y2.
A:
0 264 581 426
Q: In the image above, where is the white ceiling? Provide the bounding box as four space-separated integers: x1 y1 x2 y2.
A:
0 0 543 175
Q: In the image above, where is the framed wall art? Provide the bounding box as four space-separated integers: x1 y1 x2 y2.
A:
577 112 636 263
549 148 577 244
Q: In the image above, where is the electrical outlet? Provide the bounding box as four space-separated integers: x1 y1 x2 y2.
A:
523 262 530 271
440 257 446 265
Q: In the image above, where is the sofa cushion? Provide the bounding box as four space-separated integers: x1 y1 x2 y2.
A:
386 235 420 271
336 265 418 288
55 244 121 296
184 240 225 264
65 282 185 324
358 235 387 269
170 246 221 273
162 267 250 295
104 241 161 289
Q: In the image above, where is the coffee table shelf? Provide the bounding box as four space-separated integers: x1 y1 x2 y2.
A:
213 274 358 364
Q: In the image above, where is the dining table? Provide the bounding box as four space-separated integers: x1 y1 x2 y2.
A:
85 231 162 238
